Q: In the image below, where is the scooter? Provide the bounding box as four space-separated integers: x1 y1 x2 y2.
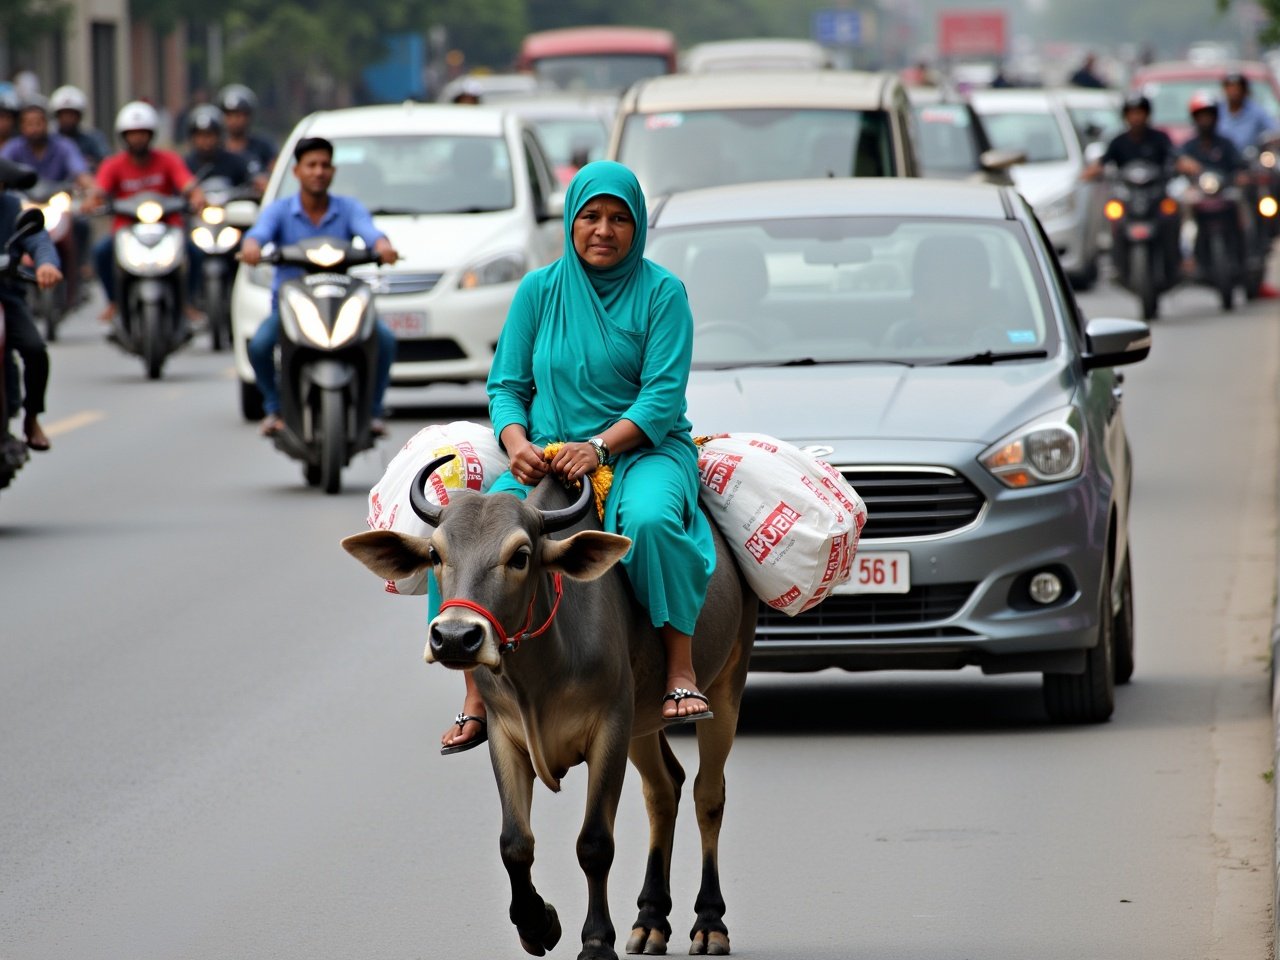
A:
106 192 190 379
21 180 76 341
259 236 383 494
0 207 49 495
1181 170 1246 311
1104 160 1179 321
1241 142 1278 298
190 176 254 352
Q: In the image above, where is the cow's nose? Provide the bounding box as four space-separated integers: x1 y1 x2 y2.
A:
429 620 486 659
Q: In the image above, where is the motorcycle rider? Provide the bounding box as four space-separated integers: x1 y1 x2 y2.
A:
49 85 109 171
0 157 63 451
217 84 276 195
0 88 20 151
1177 93 1248 179
184 105 251 187
1217 72 1277 153
1082 93 1175 179
238 136 399 438
86 101 206 326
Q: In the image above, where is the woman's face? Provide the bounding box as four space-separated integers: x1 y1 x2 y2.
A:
572 195 635 269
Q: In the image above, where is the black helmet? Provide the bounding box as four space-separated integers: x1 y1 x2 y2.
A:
188 103 225 136
216 84 258 114
1122 93 1152 115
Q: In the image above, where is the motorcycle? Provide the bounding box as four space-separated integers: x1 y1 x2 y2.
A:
105 192 190 379
21 180 77 341
0 207 49 495
259 236 383 494
1180 169 1246 311
190 175 254 352
1104 160 1179 320
1242 140 1279 298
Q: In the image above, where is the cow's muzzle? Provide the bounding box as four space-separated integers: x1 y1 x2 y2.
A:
425 616 499 670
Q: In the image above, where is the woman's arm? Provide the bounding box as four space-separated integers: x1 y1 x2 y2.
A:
619 277 695 445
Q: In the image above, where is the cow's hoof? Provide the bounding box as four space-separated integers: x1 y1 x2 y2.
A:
518 903 562 956
689 931 730 956
578 939 619 960
627 925 669 955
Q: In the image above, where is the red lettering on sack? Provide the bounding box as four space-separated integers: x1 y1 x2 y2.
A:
819 475 857 515
818 534 847 588
429 473 451 507
749 438 779 453
384 580 400 594
744 501 802 564
455 441 486 490
698 451 743 495
369 491 384 527
800 592 827 612
801 475 845 523
767 584 802 609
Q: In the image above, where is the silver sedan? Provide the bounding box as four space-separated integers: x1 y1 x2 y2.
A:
648 178 1151 723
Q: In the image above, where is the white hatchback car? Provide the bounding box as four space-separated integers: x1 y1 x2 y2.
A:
230 104 564 419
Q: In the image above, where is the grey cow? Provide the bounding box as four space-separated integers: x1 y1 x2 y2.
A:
342 455 757 959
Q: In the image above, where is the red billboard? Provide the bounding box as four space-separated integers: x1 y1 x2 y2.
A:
938 10 1007 58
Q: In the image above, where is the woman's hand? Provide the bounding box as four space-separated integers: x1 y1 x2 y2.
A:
550 442 599 483
509 438 549 486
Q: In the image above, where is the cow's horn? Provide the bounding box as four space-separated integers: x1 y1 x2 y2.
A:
538 478 595 533
408 454 458 527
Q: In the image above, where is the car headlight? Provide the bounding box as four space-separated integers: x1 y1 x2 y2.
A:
283 287 330 347
1036 191 1077 222
119 230 181 270
980 407 1084 488
458 251 527 289
330 289 371 348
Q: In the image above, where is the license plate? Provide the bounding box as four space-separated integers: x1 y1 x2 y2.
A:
838 552 911 595
384 311 428 337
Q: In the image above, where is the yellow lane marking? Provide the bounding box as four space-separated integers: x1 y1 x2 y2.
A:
44 410 106 437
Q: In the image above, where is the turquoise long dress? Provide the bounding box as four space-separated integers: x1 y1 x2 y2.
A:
429 161 715 635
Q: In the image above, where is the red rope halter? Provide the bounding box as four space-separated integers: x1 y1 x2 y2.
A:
438 573 564 655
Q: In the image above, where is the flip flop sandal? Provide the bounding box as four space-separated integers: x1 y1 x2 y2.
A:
441 713 488 755
662 688 715 727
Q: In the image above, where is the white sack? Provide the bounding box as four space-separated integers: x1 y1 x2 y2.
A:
366 421 507 595
696 433 867 616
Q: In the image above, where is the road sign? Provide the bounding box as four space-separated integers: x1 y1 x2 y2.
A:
812 9 864 48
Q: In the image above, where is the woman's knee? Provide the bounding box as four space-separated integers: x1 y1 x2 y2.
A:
619 498 684 544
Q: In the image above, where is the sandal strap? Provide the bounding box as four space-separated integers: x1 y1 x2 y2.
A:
662 688 709 706
453 712 487 729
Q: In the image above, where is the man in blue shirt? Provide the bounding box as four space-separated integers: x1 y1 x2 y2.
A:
1217 73 1277 152
0 98 94 191
239 137 399 437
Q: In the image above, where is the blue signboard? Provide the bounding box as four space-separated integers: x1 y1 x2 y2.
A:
812 9 863 47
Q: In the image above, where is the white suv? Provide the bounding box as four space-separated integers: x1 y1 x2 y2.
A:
230 104 564 419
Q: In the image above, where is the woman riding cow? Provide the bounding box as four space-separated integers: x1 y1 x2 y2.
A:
438 160 716 753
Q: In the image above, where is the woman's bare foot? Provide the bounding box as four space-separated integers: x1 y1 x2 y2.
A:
442 690 487 751
662 674 711 720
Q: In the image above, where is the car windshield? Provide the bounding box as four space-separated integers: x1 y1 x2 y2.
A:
620 108 894 197
912 104 981 174
533 55 668 92
527 117 609 169
1067 105 1123 144
979 110 1069 162
646 216 1058 368
1142 76 1280 127
272 135 514 214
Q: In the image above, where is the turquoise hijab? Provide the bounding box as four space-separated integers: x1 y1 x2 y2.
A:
556 160 652 335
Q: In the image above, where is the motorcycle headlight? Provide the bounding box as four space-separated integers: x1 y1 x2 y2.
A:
1199 172 1222 195
458 251 527 289
980 407 1084 488
191 225 215 251
283 287 331 347
119 230 181 270
201 206 226 225
329 289 372 348
216 226 241 248
1261 151 1277 169
1036 191 1077 222
41 206 63 233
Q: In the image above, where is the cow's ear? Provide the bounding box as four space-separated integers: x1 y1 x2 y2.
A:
541 530 632 581
341 530 435 581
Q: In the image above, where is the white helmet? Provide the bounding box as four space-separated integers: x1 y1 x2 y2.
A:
49 85 88 114
115 100 159 137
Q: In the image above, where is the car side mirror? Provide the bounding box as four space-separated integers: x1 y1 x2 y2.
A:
1082 317 1151 370
539 191 565 223
7 206 45 250
1083 141 1107 166
979 148 1026 171
224 199 260 229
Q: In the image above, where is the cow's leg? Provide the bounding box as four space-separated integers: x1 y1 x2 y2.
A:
577 722 630 960
626 731 685 955
688 663 748 957
491 738 562 957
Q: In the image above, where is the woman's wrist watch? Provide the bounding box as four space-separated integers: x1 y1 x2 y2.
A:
588 436 611 465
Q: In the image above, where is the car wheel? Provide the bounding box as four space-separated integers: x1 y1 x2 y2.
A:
1043 558 1116 723
1113 552 1135 685
240 380 264 422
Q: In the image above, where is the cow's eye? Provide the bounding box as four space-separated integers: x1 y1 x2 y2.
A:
427 546 442 566
509 550 530 571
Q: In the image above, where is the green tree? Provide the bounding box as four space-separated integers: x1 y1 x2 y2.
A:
3 0 71 54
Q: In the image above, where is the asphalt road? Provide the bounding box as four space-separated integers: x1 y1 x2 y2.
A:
1 276 1276 960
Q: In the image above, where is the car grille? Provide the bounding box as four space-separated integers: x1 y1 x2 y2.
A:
394 338 467 363
369 272 444 295
756 583 978 637
842 468 984 539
